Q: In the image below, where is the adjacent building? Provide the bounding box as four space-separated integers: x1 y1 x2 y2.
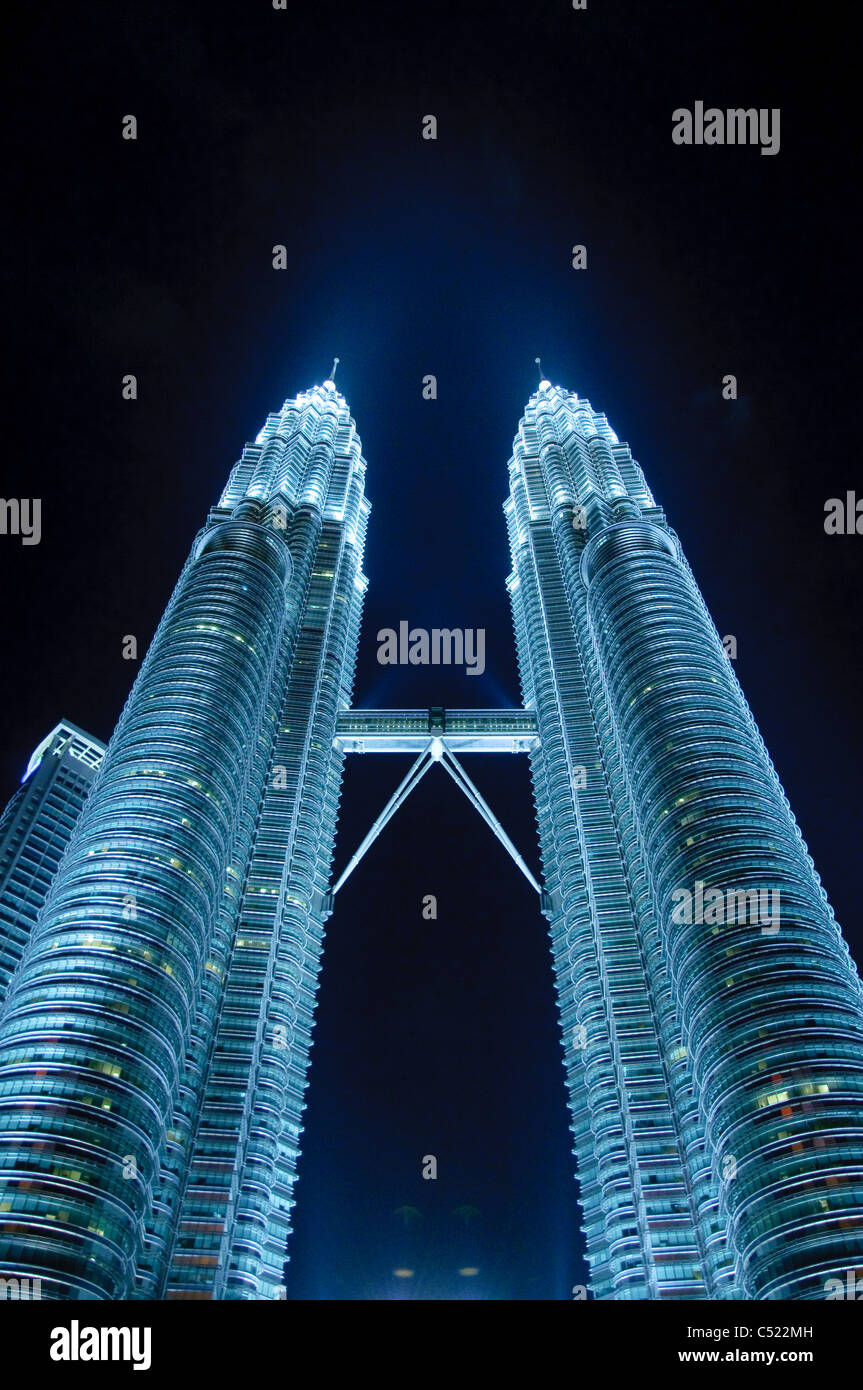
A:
0 723 105 1006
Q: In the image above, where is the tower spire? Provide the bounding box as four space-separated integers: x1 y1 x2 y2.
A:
534 356 543 384
330 356 339 381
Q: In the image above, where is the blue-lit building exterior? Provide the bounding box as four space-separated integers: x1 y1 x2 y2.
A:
0 373 861 1302
505 379 863 1299
0 724 105 1008
0 381 369 1299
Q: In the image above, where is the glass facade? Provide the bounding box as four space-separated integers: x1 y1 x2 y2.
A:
505 379 863 1299
0 374 861 1302
0 723 106 1007
0 383 369 1299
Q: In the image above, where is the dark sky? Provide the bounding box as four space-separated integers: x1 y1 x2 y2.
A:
1 1 860 1299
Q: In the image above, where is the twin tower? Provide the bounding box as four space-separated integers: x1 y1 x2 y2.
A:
1 375 862 1301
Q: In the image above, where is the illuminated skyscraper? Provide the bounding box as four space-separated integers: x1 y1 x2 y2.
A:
1 371 862 1303
0 723 105 1007
0 379 370 1300
505 377 863 1299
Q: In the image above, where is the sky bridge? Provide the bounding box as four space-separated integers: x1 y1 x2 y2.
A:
330 708 545 906
334 707 540 755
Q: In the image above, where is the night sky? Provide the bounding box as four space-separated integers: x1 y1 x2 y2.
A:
1 2 860 1300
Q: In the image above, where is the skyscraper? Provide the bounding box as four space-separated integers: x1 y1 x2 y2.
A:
0 723 105 1007
0 373 861 1303
505 377 863 1299
0 379 370 1300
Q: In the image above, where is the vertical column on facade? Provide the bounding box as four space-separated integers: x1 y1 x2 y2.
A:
0 519 291 1299
163 397 370 1299
580 519 863 1298
220 526 348 1296
136 506 302 1298
507 472 659 1297
519 388 743 1296
561 504 736 1298
508 393 720 1298
160 504 322 1300
217 500 368 1298
551 503 716 1297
